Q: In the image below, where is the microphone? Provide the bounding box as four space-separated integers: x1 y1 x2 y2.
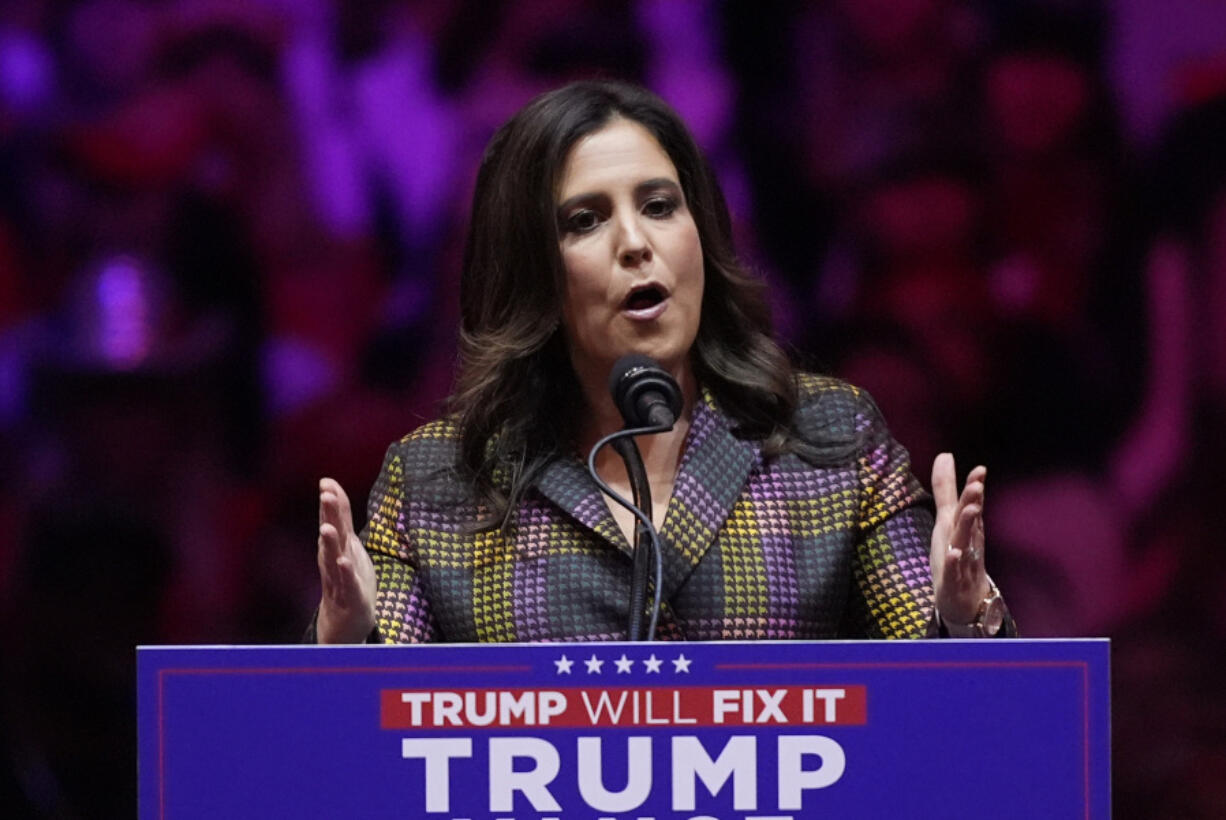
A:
609 354 683 430
595 354 678 641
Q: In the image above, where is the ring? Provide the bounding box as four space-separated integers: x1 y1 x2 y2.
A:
965 545 982 562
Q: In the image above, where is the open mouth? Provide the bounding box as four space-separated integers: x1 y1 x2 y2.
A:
622 285 667 312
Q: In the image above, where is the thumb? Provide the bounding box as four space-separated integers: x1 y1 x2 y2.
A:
931 452 958 524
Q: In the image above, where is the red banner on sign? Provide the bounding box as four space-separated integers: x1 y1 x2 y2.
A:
380 685 868 730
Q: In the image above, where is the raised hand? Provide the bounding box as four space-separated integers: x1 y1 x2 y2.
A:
316 477 377 643
929 453 991 626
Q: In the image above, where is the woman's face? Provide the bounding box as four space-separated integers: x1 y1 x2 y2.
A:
555 118 704 393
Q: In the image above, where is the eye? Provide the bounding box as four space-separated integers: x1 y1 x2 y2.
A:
563 209 602 234
642 196 677 218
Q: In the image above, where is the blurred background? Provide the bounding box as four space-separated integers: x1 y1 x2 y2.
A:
0 0 1222 816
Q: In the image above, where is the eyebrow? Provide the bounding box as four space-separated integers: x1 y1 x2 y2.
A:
556 177 683 214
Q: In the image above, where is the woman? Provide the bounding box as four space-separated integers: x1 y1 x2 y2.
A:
314 80 1013 644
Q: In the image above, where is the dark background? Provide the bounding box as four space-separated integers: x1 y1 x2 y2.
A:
0 0 1223 816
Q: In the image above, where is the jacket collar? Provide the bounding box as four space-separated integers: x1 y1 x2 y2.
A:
533 389 761 599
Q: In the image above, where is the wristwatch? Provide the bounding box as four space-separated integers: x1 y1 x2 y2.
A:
942 576 1006 638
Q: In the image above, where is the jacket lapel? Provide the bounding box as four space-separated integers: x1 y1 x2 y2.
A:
657 391 760 600
534 455 629 552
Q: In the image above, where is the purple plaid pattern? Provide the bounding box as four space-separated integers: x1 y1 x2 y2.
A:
364 375 938 643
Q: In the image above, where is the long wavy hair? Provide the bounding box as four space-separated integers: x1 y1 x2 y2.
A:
448 80 825 528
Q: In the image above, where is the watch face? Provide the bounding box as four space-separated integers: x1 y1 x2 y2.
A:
983 596 1006 636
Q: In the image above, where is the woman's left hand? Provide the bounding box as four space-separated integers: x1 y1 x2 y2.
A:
929 453 991 625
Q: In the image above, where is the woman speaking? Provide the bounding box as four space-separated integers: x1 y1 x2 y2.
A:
313 81 1014 644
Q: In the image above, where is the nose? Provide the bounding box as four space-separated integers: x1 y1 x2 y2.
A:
616 214 652 269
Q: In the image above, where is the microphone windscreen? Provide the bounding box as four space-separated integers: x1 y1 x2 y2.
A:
609 354 682 428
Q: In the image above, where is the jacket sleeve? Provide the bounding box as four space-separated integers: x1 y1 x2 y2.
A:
361 441 439 643
840 389 940 638
838 388 1019 639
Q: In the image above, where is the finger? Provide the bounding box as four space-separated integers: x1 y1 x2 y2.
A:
319 478 339 523
319 480 351 571
957 478 984 513
321 477 357 543
318 522 341 564
971 465 987 515
931 452 958 523
320 494 346 558
965 465 986 497
318 521 344 590
958 468 987 559
333 481 357 543
949 502 981 559
947 510 989 598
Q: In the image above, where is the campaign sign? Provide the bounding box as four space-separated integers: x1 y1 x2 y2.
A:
138 639 1109 820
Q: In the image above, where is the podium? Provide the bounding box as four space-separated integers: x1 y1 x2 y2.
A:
138 639 1109 819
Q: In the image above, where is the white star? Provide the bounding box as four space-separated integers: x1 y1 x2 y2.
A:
643 653 663 673
672 653 692 673
554 654 574 674
584 654 605 674
614 654 634 674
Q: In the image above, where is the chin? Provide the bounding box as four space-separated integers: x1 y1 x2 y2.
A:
631 341 695 377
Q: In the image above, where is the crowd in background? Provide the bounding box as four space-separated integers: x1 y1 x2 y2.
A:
0 0 1223 816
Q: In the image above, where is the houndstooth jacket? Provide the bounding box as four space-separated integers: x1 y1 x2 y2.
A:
361 374 947 643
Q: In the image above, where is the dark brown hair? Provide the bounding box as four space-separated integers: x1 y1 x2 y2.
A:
448 80 816 527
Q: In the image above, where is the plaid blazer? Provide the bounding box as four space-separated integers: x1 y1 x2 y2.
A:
363 374 940 643
362 375 936 642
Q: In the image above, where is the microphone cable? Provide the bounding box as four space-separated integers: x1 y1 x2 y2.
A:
586 425 666 641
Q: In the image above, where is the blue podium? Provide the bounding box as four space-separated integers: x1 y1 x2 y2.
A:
138 639 1109 819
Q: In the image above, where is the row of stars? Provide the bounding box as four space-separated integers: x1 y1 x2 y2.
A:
553 653 692 675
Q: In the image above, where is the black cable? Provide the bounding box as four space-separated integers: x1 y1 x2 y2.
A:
612 435 652 641
587 425 666 641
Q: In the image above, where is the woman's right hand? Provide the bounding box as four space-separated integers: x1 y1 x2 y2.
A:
316 477 377 643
